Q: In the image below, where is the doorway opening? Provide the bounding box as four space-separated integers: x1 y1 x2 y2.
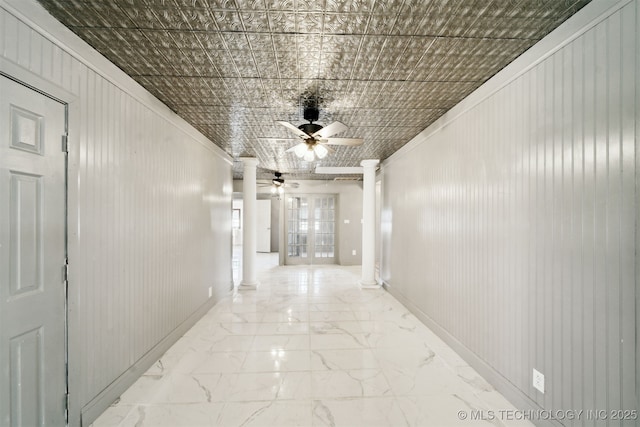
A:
285 194 337 265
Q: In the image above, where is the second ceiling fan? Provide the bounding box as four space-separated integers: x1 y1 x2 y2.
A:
278 106 363 161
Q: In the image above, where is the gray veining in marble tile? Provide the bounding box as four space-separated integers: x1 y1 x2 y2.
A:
91 253 533 427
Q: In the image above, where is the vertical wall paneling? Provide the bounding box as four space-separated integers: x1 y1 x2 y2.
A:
0 1 234 425
381 1 638 425
622 0 639 417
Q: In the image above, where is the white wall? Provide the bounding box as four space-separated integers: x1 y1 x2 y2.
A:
277 180 363 266
232 198 243 245
0 1 233 425
236 179 364 265
381 1 638 423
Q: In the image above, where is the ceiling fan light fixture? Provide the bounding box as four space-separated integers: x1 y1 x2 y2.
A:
314 144 328 159
294 142 307 158
303 148 316 162
279 117 362 162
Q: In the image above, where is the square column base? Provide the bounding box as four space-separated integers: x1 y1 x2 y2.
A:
359 280 381 289
238 280 259 290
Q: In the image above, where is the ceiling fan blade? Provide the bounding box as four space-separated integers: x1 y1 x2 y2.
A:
277 121 310 139
312 121 348 138
318 143 335 154
285 142 307 153
323 137 364 146
288 182 300 188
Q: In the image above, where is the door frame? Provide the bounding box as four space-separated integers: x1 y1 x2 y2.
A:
282 193 339 265
256 198 271 253
1 62 74 425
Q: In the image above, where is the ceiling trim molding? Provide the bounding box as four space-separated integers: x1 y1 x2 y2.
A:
315 167 364 174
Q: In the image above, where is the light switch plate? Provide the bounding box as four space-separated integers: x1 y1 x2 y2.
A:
208 287 213 298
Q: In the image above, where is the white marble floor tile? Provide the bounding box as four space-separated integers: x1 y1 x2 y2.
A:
205 335 255 352
261 311 309 323
144 344 208 376
310 333 369 350
250 334 310 351
312 397 407 427
257 321 310 335
118 403 224 427
217 401 312 427
217 322 260 335
241 350 312 372
311 370 392 398
117 375 166 405
228 372 311 401
205 311 264 323
119 373 237 404
92 255 532 427
310 349 380 371
308 311 357 322
395 394 497 427
90 404 135 427
308 303 353 312
309 321 365 335
191 351 247 374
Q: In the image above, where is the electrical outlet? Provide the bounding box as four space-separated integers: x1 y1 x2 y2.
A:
208 287 213 298
352 250 357 256
533 369 545 393
344 219 350 224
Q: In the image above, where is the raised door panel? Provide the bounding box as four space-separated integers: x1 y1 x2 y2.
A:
0 76 66 427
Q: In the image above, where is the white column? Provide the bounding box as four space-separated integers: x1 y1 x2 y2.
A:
360 159 380 288
240 158 259 290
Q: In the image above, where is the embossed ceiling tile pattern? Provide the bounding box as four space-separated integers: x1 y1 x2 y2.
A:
84 1 136 28
47 0 108 27
192 34 223 52
36 0 590 179
295 0 326 13
265 10 296 32
239 11 270 31
324 0 376 14
362 13 394 35
325 12 370 34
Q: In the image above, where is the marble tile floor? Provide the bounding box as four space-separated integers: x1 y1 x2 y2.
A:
93 253 533 427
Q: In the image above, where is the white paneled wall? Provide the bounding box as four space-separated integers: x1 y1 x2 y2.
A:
381 1 637 425
0 1 233 425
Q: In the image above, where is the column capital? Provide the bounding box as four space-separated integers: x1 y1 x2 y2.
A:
360 159 380 168
240 157 260 167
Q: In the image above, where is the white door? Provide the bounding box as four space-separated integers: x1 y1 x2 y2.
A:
0 76 67 426
256 199 271 252
286 195 336 265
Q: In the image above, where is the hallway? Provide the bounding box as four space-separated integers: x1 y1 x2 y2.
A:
92 254 531 427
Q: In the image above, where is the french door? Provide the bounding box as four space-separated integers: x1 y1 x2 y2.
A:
286 195 337 265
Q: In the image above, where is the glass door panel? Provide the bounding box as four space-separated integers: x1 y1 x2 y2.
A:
285 194 337 265
313 196 336 260
287 196 308 259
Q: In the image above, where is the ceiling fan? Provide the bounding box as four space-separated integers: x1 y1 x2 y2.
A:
278 106 363 161
258 171 299 195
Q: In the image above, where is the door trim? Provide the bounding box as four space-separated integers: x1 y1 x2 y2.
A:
1 70 70 426
284 194 338 265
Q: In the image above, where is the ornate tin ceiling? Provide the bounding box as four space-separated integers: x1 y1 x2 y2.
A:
37 0 589 179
